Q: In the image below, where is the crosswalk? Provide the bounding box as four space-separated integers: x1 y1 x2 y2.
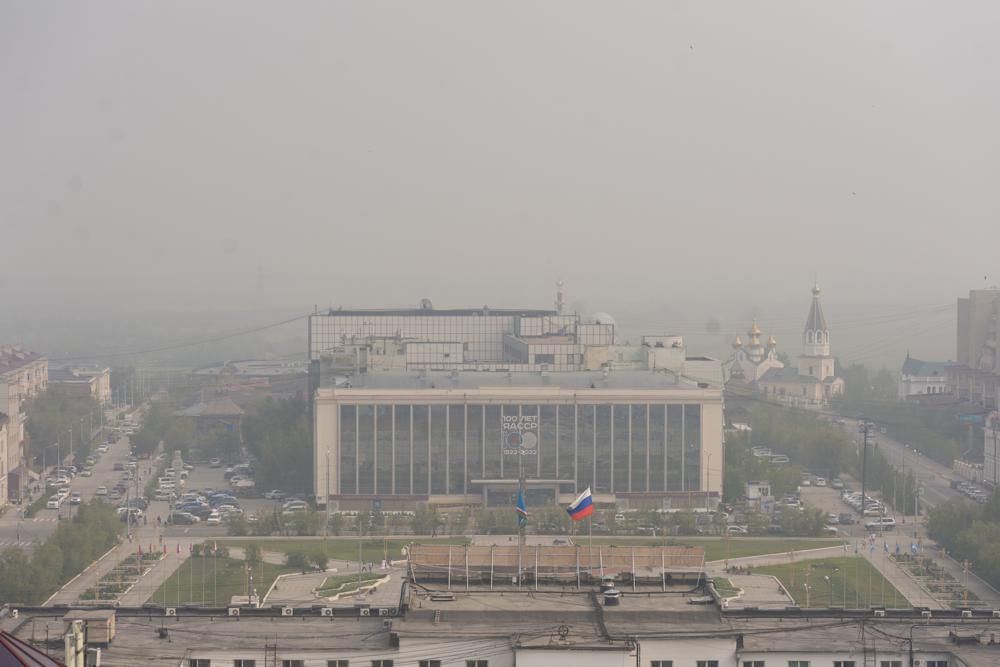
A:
0 539 34 549
28 516 59 523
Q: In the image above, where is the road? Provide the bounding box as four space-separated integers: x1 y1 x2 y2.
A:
833 416 962 510
0 410 143 550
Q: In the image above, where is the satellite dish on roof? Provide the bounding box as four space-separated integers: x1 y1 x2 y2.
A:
420 298 433 310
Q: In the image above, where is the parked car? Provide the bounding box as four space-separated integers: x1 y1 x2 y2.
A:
80 469 93 477
69 492 83 505
726 525 749 536
865 517 896 532
210 458 222 468
95 486 108 496
264 489 286 500
169 511 200 525
838 513 856 525
831 478 845 490
113 462 124 471
205 512 222 526
46 498 62 510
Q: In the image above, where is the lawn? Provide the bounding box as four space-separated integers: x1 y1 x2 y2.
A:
317 571 383 597
755 556 909 608
218 536 469 564
585 537 840 562
150 556 299 607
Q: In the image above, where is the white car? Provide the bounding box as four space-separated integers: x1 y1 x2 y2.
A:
865 517 896 532
205 512 222 526
95 486 108 496
46 498 62 509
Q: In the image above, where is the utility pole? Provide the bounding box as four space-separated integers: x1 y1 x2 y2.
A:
859 420 874 519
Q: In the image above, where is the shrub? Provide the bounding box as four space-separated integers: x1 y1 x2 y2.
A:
310 552 329 571
286 550 310 571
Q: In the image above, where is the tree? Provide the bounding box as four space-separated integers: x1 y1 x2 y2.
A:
410 506 438 535
25 388 101 466
328 513 345 536
310 552 329 571
242 395 313 492
245 544 262 565
286 550 310 571
226 514 249 536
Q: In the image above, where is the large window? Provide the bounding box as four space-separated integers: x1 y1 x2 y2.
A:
430 406 447 493
234 661 256 667
448 406 465 494
357 405 376 494
539 405 557 478
684 405 702 491
328 661 349 667
281 661 305 667
558 404 575 482
418 661 441 667
394 406 411 495
834 662 856 667
484 405 502 478
467 405 484 483
577 405 594 491
743 662 765 667
340 405 357 494
878 662 901 667
652 662 674 667
631 404 647 492
696 661 719 667
666 405 683 491
372 661 394 667
612 405 629 492
788 661 810 667
189 661 210 667
466 661 488 667
412 406 429 494
594 405 612 493
376 406 393 495
649 405 665 491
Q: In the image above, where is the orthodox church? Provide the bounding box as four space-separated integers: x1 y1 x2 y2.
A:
724 319 783 384
756 282 845 403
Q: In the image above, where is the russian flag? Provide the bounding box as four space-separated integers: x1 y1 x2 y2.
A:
566 487 594 522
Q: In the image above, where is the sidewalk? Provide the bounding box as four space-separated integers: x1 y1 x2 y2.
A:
44 522 160 605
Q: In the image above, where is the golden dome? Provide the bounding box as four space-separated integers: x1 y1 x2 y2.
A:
749 320 762 336
732 335 743 348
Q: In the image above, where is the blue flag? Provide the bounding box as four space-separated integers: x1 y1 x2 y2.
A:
516 488 528 528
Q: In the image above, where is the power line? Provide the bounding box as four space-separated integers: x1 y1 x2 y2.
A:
46 313 311 363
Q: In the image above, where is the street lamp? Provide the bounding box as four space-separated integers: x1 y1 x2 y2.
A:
824 574 833 605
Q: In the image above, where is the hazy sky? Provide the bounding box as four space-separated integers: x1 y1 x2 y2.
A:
3 2 998 365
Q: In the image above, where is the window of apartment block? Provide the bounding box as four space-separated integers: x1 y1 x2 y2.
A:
696 661 719 667
652 661 674 667
281 661 305 667
788 662 810 667
328 662 349 667
418 661 441 667
234 661 256 667
465 661 488 667
924 661 948 667
834 662 856 667
879 662 902 667
189 661 210 667
372 661 394 667
743 662 765 667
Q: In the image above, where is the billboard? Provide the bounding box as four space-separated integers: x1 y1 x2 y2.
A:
501 414 538 456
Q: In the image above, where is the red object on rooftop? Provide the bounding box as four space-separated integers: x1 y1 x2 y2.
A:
0 630 66 666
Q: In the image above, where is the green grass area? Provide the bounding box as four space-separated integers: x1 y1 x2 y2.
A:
585 537 840 562
712 577 739 598
755 556 908 608
150 556 299 606
218 537 469 564
317 571 383 597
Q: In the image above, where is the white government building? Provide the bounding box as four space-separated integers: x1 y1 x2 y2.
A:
309 300 724 511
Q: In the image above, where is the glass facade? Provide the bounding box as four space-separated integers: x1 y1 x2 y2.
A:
336 402 703 496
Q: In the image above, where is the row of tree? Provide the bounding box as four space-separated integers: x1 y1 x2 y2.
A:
0 500 121 604
25 387 102 466
926 492 1000 589
242 394 312 492
833 363 967 466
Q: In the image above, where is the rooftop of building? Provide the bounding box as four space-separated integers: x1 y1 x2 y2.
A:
175 396 245 417
313 307 559 318
901 356 951 378
47 368 96 383
13 615 393 666
758 367 821 384
0 346 46 376
330 367 723 392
